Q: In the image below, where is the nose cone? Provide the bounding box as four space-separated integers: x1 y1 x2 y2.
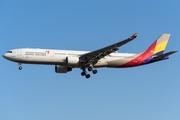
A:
3 53 15 61
2 53 7 59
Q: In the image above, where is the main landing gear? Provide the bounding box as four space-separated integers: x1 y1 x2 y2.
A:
81 68 90 79
81 67 98 79
88 66 97 74
18 63 22 70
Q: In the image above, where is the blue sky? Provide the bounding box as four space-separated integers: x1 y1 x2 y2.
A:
1 0 180 120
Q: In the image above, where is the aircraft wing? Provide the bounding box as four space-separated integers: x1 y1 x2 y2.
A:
80 33 138 65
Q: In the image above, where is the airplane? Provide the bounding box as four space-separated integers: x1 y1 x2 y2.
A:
2 33 177 78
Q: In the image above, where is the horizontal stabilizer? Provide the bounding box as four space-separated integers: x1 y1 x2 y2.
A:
153 51 178 61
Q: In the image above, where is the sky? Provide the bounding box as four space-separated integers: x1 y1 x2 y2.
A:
0 0 180 120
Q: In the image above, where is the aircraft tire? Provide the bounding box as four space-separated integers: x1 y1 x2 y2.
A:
81 72 86 76
92 70 97 74
86 74 90 79
88 67 92 71
19 66 22 70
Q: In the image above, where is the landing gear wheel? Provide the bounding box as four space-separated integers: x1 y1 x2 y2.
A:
81 71 86 76
88 67 93 71
19 66 22 70
85 74 90 79
92 70 97 74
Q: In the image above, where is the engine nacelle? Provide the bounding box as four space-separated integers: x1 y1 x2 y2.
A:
66 56 79 65
55 65 72 73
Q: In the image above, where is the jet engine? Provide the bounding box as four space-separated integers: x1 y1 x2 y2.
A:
55 65 72 73
66 56 79 65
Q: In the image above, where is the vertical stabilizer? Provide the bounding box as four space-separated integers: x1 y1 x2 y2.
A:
138 34 171 64
145 34 170 56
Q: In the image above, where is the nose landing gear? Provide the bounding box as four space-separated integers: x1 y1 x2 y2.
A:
19 66 22 70
18 63 22 70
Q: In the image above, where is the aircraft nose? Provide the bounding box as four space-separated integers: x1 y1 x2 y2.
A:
2 53 7 59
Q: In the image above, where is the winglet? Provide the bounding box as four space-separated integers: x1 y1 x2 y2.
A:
130 33 138 39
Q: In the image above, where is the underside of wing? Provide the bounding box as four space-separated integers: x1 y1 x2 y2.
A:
79 33 138 66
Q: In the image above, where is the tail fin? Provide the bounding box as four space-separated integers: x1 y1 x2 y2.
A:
138 34 171 65
145 34 170 56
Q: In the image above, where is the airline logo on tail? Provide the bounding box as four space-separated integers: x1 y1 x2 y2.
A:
140 34 170 64
152 34 170 56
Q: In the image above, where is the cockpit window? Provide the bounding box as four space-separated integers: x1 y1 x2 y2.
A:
6 51 12 53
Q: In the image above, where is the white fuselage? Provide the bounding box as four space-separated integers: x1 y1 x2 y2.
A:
3 48 137 68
